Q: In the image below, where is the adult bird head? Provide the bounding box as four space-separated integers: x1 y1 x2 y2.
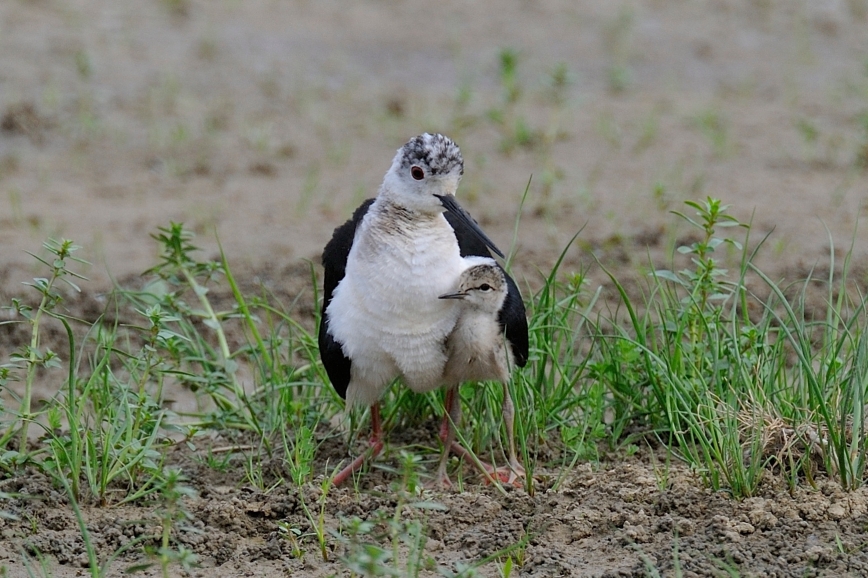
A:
381 133 464 213
381 133 504 258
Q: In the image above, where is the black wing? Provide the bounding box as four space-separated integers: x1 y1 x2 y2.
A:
498 274 529 368
443 211 529 368
318 198 375 399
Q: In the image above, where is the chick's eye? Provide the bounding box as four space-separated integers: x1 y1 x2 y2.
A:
410 166 425 180
479 284 492 291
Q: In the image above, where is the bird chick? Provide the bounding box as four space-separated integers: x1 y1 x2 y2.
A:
438 257 527 486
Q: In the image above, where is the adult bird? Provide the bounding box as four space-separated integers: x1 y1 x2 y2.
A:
438 257 529 486
319 133 508 486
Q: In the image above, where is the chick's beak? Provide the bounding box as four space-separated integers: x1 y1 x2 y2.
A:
439 291 468 300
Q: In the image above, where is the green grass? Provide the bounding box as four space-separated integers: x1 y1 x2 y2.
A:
1 197 868 574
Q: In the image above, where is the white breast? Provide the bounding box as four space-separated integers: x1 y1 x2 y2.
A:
326 206 466 398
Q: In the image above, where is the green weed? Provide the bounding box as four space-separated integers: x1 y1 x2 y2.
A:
1 239 88 452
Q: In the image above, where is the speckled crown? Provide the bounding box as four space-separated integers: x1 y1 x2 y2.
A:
398 133 464 177
462 263 505 291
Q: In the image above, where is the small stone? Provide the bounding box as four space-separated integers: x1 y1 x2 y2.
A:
748 509 778 530
722 530 742 542
623 522 650 543
805 545 830 562
827 503 846 520
675 518 695 536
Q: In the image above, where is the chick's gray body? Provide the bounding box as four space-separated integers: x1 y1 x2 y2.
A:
441 257 514 386
436 257 529 485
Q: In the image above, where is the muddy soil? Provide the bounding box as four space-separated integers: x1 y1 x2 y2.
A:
2 0 868 576
3 442 868 577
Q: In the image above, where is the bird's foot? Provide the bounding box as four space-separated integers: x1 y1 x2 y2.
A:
441 441 527 488
428 470 454 490
331 438 384 487
482 461 525 487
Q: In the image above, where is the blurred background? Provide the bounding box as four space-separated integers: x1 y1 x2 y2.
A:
1 0 867 294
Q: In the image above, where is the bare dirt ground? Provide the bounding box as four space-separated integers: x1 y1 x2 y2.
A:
5 444 868 578
2 0 868 576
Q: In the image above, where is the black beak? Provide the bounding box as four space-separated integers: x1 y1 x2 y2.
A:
435 194 505 259
439 291 467 300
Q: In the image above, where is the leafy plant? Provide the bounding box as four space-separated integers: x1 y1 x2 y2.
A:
1 239 87 452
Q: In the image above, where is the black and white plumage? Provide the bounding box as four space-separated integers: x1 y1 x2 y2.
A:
437 258 529 485
318 133 526 486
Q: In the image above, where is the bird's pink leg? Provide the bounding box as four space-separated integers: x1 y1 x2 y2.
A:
468 385 525 487
444 384 525 488
499 383 525 484
332 404 384 487
435 387 503 487
435 386 461 486
438 387 456 443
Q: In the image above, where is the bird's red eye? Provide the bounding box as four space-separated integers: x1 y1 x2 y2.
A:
410 166 425 180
